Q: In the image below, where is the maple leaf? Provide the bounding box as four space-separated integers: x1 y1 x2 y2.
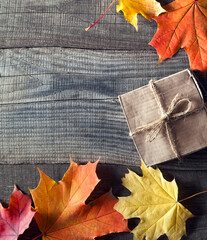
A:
30 159 129 240
114 161 194 240
150 0 207 75
0 186 35 240
116 0 166 31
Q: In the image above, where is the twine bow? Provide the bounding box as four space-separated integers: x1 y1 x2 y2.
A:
131 80 192 159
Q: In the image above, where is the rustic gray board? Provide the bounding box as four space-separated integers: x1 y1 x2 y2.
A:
0 0 173 50
0 0 207 239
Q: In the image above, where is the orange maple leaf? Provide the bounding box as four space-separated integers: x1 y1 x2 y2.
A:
30 159 129 240
150 0 207 75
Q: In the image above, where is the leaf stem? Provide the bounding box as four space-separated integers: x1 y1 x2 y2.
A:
32 233 43 240
85 0 116 31
179 190 207 203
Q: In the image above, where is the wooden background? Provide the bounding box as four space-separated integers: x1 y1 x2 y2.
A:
0 0 207 239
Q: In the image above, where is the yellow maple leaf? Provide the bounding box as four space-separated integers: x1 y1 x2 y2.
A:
114 161 193 240
116 0 166 31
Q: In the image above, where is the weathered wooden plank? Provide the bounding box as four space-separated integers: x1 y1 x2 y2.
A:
0 47 189 103
0 97 207 169
0 100 137 165
1 163 207 239
0 0 172 50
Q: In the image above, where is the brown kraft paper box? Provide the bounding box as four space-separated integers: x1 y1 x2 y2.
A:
119 69 207 166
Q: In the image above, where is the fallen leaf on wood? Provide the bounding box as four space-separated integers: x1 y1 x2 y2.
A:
117 0 165 31
30 159 129 240
114 161 193 240
150 0 207 75
0 186 35 240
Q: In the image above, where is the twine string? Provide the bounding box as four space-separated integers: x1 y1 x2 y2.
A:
131 80 193 159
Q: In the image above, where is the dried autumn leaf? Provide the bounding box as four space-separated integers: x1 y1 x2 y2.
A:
0 186 35 240
117 0 165 31
150 0 207 75
114 161 193 240
30 159 129 240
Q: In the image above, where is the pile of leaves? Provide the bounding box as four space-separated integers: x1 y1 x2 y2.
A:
0 160 128 240
88 0 207 76
1 159 205 240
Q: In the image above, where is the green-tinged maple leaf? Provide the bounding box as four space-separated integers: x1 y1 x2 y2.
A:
30 159 129 240
150 0 207 75
114 161 193 240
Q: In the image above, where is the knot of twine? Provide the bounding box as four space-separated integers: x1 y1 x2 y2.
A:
131 80 193 159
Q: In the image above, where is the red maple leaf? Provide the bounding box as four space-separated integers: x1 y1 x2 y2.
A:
0 186 35 240
150 0 207 75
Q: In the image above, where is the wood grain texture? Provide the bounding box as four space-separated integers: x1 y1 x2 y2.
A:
0 48 189 104
1 47 207 169
0 163 207 239
0 0 172 50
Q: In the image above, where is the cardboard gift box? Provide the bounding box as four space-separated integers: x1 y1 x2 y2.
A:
119 69 207 166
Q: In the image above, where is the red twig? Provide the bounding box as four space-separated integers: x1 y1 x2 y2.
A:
85 0 116 31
